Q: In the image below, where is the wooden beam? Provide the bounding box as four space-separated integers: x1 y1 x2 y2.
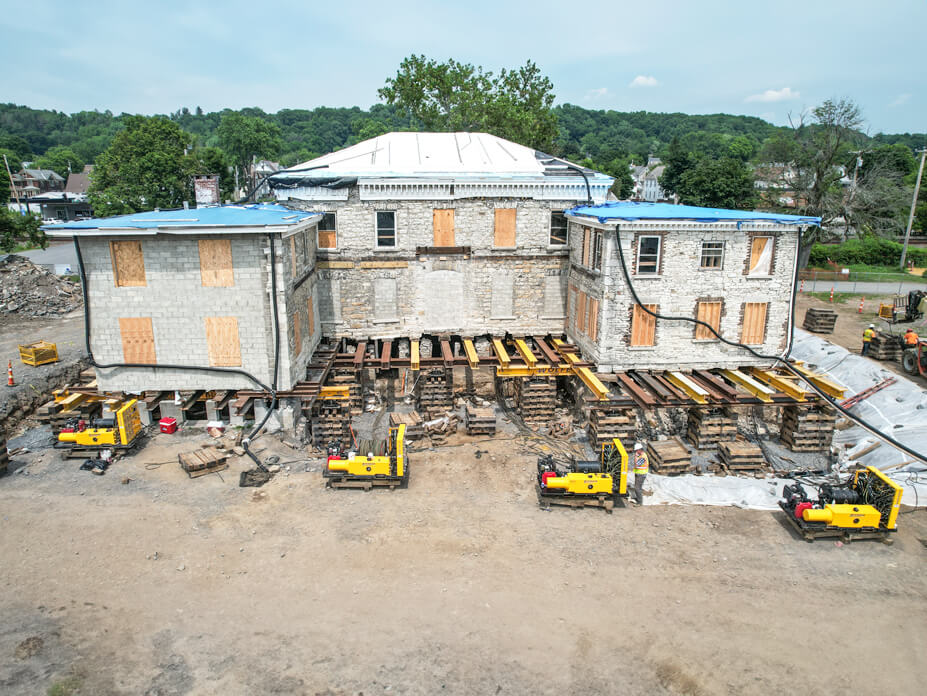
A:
492 338 511 368
513 338 538 368
462 338 479 368
410 340 420 371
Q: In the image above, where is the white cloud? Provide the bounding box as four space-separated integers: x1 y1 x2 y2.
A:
584 87 609 100
890 93 911 107
629 75 659 88
745 87 800 103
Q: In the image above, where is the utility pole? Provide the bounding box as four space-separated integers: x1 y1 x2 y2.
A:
900 147 927 270
3 153 24 214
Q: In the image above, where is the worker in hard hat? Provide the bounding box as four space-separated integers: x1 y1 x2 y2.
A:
904 327 919 346
861 324 876 356
631 441 649 506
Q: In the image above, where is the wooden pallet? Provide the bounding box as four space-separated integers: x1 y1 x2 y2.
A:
178 448 229 478
647 438 692 475
718 440 766 472
802 308 838 334
389 411 424 440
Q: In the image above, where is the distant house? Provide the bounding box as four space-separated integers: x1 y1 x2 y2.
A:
65 164 93 196
630 157 671 203
250 160 281 199
12 168 65 200
32 192 92 222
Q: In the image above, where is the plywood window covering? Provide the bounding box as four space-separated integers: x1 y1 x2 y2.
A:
110 240 146 287
318 213 337 249
587 298 599 341
290 237 297 277
748 237 773 276
204 316 241 367
198 239 233 287
630 304 658 347
493 208 517 247
292 311 302 353
550 212 568 245
741 302 768 345
119 317 156 364
306 295 314 338
695 301 722 340
576 291 587 333
582 227 591 266
433 209 455 246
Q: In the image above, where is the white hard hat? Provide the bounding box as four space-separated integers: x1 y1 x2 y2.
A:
633 442 644 451
869 324 875 328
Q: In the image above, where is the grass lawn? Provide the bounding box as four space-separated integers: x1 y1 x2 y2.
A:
807 291 860 304
806 264 927 283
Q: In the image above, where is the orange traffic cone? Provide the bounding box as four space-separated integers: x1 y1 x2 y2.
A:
829 287 834 303
7 360 14 387
858 296 865 314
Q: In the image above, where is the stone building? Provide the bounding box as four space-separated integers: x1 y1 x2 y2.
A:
563 201 820 372
271 132 613 339
45 204 322 392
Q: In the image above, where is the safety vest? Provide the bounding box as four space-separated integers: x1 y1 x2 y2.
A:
905 332 919 346
633 451 649 475
862 328 875 343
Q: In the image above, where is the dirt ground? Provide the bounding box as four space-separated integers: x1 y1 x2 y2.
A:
1 425 926 696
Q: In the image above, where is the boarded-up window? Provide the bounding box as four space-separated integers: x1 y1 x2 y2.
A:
204 316 241 366
292 311 301 353
695 301 722 340
290 237 297 277
576 291 587 333
582 227 591 266
318 213 336 249
741 302 768 345
587 298 599 341
433 209 455 246
542 275 565 317
630 304 658 347
198 239 233 287
748 237 773 276
491 274 514 318
110 240 146 287
493 209 517 247
119 317 155 363
307 294 315 337
374 278 399 322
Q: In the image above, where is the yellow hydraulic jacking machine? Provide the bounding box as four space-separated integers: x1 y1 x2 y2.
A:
536 437 629 513
55 398 144 453
323 423 408 490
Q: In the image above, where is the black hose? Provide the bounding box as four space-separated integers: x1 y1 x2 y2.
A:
73 234 284 472
548 156 593 204
610 223 927 466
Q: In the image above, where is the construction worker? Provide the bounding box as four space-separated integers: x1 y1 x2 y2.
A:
904 327 919 346
861 324 876 356
632 441 649 506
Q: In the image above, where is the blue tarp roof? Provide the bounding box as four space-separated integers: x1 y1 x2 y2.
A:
566 201 820 226
43 203 319 232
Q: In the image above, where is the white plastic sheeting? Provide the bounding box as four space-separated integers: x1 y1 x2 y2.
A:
646 474 791 510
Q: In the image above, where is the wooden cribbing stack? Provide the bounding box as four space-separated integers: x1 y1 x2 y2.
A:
417 368 453 419
514 377 556 426
464 405 496 436
779 405 836 452
311 398 353 448
717 440 766 473
389 411 424 440
586 401 637 449
686 407 737 449
867 333 903 361
647 438 693 475
802 307 838 334
178 447 229 478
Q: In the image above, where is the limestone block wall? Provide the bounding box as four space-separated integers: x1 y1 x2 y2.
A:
565 220 800 371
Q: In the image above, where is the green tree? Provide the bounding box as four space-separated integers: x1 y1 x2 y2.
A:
659 137 697 197
36 145 84 178
216 113 282 194
379 55 558 151
88 116 194 216
675 157 757 209
0 208 45 252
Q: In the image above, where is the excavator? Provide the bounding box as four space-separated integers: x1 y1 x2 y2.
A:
323 423 408 489
536 437 629 513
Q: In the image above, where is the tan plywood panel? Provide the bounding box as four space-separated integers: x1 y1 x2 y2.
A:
307 294 314 338
748 237 773 275
493 208 517 247
433 209 455 246
695 301 722 339
110 240 146 287
119 317 156 363
582 227 591 266
318 229 337 249
741 302 768 344
204 316 241 366
198 239 234 287
576 291 586 333
587 298 599 341
631 304 657 346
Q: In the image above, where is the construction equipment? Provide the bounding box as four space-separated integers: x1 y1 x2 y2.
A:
18 340 59 366
879 290 926 324
778 466 903 543
323 423 408 489
56 398 144 452
902 341 927 379
536 437 629 513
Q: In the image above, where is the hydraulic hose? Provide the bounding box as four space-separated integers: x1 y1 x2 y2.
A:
610 223 927 466
73 233 285 472
548 156 593 204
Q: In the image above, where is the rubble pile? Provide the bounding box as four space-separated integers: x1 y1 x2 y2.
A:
0 254 82 316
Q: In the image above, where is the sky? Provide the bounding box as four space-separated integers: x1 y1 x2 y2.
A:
2 0 924 135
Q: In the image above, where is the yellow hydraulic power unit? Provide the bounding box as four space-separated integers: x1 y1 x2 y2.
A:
323 423 407 489
536 437 629 513
779 466 903 542
56 399 144 450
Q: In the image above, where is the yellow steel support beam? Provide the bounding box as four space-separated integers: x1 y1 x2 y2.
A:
789 363 846 399
492 338 511 368
410 340 420 371
462 339 479 368
720 369 774 403
665 371 708 404
748 368 807 402
496 365 574 378
513 338 538 368
319 385 350 401
574 366 611 401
